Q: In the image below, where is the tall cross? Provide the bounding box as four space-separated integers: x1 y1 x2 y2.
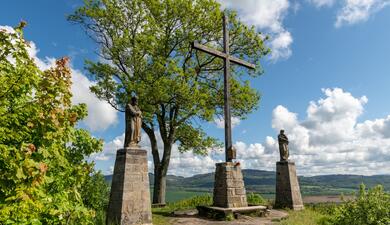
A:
192 14 256 162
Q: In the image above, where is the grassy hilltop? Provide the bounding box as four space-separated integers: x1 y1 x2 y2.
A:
105 169 390 202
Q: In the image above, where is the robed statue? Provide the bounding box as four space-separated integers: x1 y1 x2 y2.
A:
278 130 289 161
124 96 142 147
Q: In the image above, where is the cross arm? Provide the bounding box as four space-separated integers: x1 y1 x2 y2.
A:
192 42 256 70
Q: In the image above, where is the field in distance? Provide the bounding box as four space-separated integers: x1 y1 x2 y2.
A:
105 169 390 203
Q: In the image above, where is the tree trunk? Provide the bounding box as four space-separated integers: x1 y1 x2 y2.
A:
152 166 167 204
152 143 172 204
142 122 171 205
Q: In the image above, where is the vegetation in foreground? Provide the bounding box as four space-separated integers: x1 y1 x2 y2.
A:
279 184 390 225
152 184 390 225
0 24 109 224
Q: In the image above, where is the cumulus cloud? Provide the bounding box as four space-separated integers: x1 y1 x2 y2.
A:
0 24 118 131
308 0 335 8
219 0 293 60
92 131 225 177
306 0 390 27
96 87 390 177
214 116 241 129
70 69 118 131
269 88 390 175
335 0 390 27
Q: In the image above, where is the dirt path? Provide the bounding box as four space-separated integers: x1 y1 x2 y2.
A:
169 209 288 225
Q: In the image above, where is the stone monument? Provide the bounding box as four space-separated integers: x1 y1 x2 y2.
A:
274 130 304 210
107 97 152 225
192 13 255 209
194 14 267 219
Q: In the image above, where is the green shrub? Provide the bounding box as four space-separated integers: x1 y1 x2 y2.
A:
247 192 267 206
324 184 390 225
166 194 212 210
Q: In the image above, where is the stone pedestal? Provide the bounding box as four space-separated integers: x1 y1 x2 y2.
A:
213 162 248 208
106 148 152 225
275 161 304 210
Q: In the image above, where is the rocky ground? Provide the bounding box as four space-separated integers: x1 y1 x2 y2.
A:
168 209 288 225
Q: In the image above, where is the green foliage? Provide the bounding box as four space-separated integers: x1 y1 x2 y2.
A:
324 184 390 225
225 213 234 221
70 0 270 204
0 24 104 224
69 0 269 153
166 194 212 210
246 192 267 206
80 172 110 225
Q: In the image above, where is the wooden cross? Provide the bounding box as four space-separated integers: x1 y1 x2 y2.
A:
192 14 256 162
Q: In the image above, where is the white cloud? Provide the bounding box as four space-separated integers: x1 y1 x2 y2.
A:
308 0 335 8
71 69 118 131
93 132 225 177
335 0 390 27
219 0 293 60
269 88 390 175
214 116 241 129
97 88 390 176
1 25 119 131
306 0 390 27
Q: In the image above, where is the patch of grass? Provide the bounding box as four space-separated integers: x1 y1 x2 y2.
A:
167 194 212 210
152 213 171 225
278 208 327 225
247 192 268 206
152 194 212 224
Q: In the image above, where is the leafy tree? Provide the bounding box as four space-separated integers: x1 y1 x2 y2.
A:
0 23 104 224
80 171 110 224
69 0 269 204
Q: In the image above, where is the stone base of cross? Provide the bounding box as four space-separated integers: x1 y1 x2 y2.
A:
213 162 248 208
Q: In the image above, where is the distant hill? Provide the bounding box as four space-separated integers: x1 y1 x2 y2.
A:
104 169 390 196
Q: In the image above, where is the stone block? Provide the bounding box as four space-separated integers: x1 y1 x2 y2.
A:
274 161 304 210
107 148 152 225
213 162 248 208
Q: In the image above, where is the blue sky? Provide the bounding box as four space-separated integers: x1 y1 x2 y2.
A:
1 0 390 176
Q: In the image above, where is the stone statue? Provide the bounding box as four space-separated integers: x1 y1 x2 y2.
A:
278 130 289 161
124 96 142 147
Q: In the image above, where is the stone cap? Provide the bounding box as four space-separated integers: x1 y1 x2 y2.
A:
215 162 242 167
117 148 147 156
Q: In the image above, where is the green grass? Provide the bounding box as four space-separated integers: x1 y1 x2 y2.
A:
152 213 171 225
152 194 212 225
165 189 208 203
278 208 327 225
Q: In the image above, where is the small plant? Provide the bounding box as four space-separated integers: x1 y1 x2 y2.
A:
247 192 267 206
225 213 235 221
166 194 212 211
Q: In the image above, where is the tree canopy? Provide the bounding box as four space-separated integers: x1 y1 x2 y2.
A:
70 0 269 203
0 23 107 224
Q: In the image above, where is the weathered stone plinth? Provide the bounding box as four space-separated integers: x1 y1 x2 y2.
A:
213 162 248 208
106 148 152 225
197 205 267 220
275 161 304 210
